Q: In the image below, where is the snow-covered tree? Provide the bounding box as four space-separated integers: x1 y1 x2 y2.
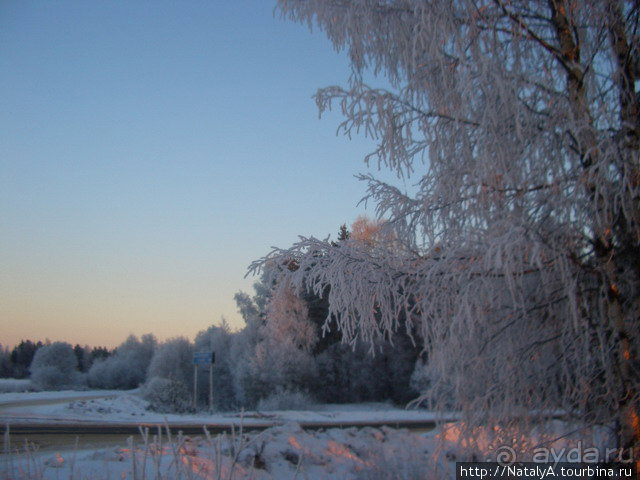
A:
87 334 156 389
263 282 318 354
144 376 192 413
146 336 194 385
144 337 194 413
30 342 83 390
255 0 640 458
230 281 269 407
350 215 391 247
248 282 318 402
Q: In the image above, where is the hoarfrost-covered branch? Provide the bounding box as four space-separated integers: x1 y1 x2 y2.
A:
267 0 640 459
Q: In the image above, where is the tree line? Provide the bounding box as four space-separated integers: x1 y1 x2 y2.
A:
2 221 424 413
0 340 109 380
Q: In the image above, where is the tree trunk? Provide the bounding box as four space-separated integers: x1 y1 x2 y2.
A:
550 0 639 466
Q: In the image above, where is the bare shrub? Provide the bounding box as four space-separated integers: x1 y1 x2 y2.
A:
143 376 192 413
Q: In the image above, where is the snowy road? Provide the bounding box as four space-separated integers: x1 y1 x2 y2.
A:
0 389 448 454
3 418 439 436
0 389 450 428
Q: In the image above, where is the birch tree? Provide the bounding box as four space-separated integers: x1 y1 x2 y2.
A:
249 282 319 398
254 0 640 459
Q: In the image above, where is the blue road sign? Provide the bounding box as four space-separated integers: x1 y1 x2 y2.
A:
193 351 215 365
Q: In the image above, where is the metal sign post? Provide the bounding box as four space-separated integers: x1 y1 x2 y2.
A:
193 364 198 410
192 351 215 412
209 363 213 413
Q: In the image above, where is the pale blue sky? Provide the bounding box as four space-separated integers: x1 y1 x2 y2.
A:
0 1 392 348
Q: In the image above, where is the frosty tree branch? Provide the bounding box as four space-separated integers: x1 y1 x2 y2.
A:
264 0 640 461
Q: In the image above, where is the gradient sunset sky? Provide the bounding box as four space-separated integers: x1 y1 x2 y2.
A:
0 1 399 348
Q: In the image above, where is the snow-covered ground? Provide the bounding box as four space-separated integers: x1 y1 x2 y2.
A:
1 387 452 479
3 420 446 480
0 386 617 480
0 379 32 394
